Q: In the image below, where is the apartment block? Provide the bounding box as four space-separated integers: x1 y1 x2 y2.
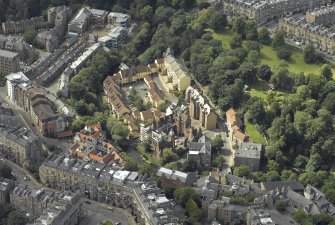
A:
68 7 92 35
0 178 14 204
108 12 130 27
0 115 41 167
98 26 126 48
2 16 46 35
234 142 262 171
156 167 197 189
221 0 331 26
0 50 20 77
306 6 335 27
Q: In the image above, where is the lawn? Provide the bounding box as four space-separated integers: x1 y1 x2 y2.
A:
245 121 266 145
208 29 326 75
102 221 114 225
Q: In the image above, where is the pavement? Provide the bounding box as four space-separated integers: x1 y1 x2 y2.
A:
80 199 137 225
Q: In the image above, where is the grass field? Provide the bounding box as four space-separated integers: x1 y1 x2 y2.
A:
245 121 266 144
207 29 325 75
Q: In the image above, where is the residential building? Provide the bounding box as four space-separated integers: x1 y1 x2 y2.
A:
2 16 46 35
11 184 83 224
156 167 197 189
144 75 165 108
206 200 238 224
4 36 36 61
69 43 101 74
6 72 29 102
90 9 108 27
68 7 92 35
108 12 130 27
286 190 321 215
221 0 332 26
247 206 275 225
279 14 335 56
306 6 335 27
0 50 20 77
188 135 211 169
0 178 14 204
39 153 178 225
48 6 73 27
98 26 126 48
226 108 248 144
0 115 41 167
186 86 217 130
69 123 126 166
260 180 304 193
0 102 12 116
161 52 191 92
234 142 262 171
304 185 335 217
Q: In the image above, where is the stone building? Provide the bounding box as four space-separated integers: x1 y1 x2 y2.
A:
39 153 178 225
0 50 20 77
234 142 262 171
226 108 248 145
188 135 212 169
186 86 217 130
2 16 46 35
0 178 14 204
279 14 335 56
221 0 332 26
306 6 335 27
156 167 197 190
68 7 92 35
4 36 36 61
11 184 83 224
0 115 41 168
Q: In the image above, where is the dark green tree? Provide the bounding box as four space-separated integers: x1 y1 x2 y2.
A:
272 31 285 48
304 45 316 64
258 27 271 45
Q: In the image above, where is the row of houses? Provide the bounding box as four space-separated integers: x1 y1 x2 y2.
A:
6 72 73 136
39 153 179 225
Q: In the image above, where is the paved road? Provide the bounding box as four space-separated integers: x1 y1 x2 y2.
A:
80 199 137 225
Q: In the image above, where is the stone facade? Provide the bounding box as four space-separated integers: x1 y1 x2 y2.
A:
0 178 14 204
0 115 41 168
2 16 46 35
306 6 335 27
221 0 331 26
0 50 20 77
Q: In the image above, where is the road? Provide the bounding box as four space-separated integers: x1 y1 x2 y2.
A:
80 199 137 225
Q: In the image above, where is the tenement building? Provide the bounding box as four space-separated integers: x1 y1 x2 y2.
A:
0 50 20 77
279 13 335 56
306 6 335 27
10 184 83 224
39 153 178 225
221 0 332 26
2 16 46 35
0 115 41 168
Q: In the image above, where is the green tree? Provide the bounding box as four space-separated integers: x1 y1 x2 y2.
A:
212 134 223 152
161 148 178 165
0 163 12 179
275 200 286 212
158 102 169 112
23 28 37 45
246 98 266 124
258 64 272 81
258 27 271 45
304 45 316 64
245 20 258 41
276 47 292 61
306 153 322 172
134 97 144 111
321 64 333 80
232 17 246 38
174 187 201 207
322 92 335 113
247 50 260 65
293 208 307 224
212 155 225 169
267 160 280 172
209 12 227 32
270 67 293 91
6 210 27 225
186 199 202 220
229 34 242 49
183 158 198 172
233 165 251 178
272 31 285 48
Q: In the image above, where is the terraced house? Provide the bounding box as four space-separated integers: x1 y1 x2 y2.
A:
221 0 332 25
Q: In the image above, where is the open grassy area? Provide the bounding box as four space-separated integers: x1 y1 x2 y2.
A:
245 121 266 144
208 29 326 75
102 221 114 225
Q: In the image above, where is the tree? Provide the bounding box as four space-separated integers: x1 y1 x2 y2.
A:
107 118 129 145
134 97 144 111
183 158 198 172
275 200 286 212
321 64 333 80
209 12 227 32
232 17 246 38
294 154 309 169
258 64 272 81
306 153 322 172
245 20 258 41
293 208 307 224
212 134 223 152
6 210 27 225
124 158 138 171
74 100 89 115
161 148 178 165
186 199 202 220
258 27 271 45
270 67 293 90
140 5 153 21
322 92 335 113
276 47 292 61
212 155 225 169
0 163 12 179
247 50 260 65
158 102 169 112
267 160 280 172
272 31 285 48
233 165 251 178
174 187 201 208
246 98 266 124
229 34 242 49
304 45 316 64
23 28 37 45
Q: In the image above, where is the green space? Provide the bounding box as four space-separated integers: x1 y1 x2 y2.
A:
208 29 325 75
102 221 114 225
245 121 266 144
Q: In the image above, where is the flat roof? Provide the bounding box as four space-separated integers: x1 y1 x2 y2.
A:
0 49 18 58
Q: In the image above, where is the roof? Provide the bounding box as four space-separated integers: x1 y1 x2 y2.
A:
262 180 304 192
0 49 18 58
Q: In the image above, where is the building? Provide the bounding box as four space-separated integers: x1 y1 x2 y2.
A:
6 72 29 103
90 8 108 27
4 36 36 61
234 142 262 171
247 206 275 225
304 185 335 217
188 135 212 169
98 26 126 48
2 16 46 35
279 14 335 56
161 53 191 92
260 180 304 193
11 184 83 224
0 50 20 77
226 108 248 145
206 200 238 224
156 167 197 189
68 7 92 35
39 153 178 225
306 6 335 27
186 86 217 130
69 123 126 166
0 115 41 167
69 43 101 74
0 102 12 116
221 0 332 26
108 12 130 27
0 178 14 204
